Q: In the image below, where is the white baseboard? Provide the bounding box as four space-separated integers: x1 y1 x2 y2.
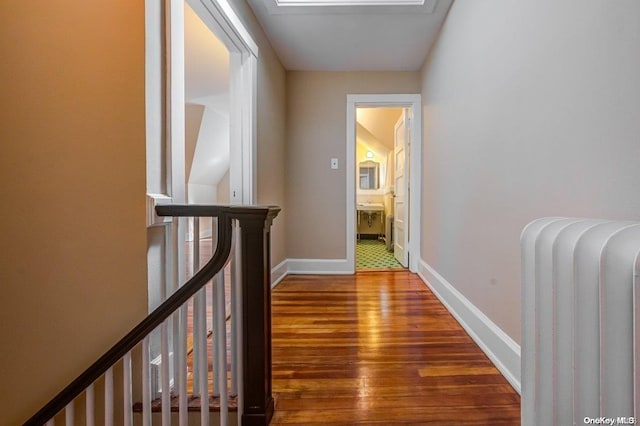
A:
417 259 521 394
286 258 354 275
271 259 288 288
270 258 354 289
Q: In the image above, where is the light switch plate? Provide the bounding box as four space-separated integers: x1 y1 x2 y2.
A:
331 158 339 169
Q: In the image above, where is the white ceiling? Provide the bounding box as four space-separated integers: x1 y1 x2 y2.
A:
246 0 453 71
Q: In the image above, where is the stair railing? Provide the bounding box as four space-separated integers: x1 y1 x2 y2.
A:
24 205 280 426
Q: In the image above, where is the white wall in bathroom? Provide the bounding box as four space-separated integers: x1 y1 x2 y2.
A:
357 107 403 149
356 109 401 236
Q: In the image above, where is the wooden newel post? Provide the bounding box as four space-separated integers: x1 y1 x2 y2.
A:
237 207 280 426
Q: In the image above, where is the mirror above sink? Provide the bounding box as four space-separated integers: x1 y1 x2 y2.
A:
358 160 379 190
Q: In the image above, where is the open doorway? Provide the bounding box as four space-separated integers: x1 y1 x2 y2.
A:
346 94 422 274
184 1 230 241
145 0 258 399
146 0 258 314
354 107 406 271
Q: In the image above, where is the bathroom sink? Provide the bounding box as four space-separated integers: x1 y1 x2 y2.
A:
357 203 384 212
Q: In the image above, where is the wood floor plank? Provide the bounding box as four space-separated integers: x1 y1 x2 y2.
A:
271 271 520 425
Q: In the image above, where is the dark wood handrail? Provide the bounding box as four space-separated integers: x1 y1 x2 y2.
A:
156 204 280 222
25 205 280 426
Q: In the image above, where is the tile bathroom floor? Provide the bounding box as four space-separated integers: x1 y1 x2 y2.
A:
356 238 404 270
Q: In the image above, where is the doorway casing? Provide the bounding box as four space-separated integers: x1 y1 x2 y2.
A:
146 0 259 226
144 0 259 399
346 94 422 273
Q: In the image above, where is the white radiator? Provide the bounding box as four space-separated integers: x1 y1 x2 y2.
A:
521 218 640 426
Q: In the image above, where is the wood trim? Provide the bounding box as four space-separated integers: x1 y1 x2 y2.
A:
156 204 280 219
238 215 275 425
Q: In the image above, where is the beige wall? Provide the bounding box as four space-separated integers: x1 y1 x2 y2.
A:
286 72 420 259
185 103 205 183
228 0 287 267
217 169 231 204
420 0 640 343
0 1 147 424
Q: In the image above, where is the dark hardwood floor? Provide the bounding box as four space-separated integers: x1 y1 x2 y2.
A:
270 271 520 425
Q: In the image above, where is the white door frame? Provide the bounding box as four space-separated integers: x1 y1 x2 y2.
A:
187 0 258 204
146 0 259 229
144 0 258 396
145 0 259 297
346 94 422 273
146 0 258 299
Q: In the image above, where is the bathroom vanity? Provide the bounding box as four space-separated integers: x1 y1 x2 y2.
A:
357 202 384 239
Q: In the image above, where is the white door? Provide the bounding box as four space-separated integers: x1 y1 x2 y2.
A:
393 109 410 267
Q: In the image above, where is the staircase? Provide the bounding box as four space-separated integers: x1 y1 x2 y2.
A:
24 205 280 426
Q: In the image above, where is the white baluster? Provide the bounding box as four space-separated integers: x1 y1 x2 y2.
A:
45 420 54 426
193 298 201 394
233 222 244 423
193 217 200 269
162 216 178 426
161 321 170 426
230 220 240 396
198 285 210 425
171 217 181 401
65 402 74 426
105 367 114 426
142 336 151 426
123 352 132 426
212 277 220 397
193 217 202 394
168 217 180 301
178 305 188 426
85 383 95 426
216 272 229 425
230 239 238 396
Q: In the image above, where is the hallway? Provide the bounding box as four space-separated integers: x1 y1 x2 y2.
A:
270 271 520 425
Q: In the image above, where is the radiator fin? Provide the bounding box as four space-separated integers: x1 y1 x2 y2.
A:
521 218 640 426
